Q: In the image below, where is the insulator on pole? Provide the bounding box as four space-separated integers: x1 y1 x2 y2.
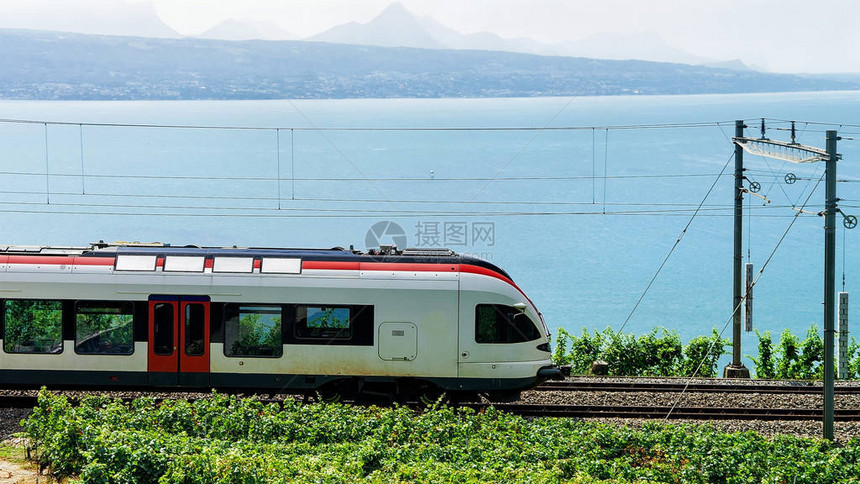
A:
839 292 849 380
745 263 753 332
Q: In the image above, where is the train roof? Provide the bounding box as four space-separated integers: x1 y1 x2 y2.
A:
0 242 512 280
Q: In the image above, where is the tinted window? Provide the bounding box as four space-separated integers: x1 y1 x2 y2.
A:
75 301 134 355
153 303 174 356
296 306 351 339
185 303 206 356
3 299 63 354
475 304 541 344
224 304 282 357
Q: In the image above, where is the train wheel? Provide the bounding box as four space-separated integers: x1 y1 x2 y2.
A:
314 380 352 403
416 383 448 407
315 390 342 404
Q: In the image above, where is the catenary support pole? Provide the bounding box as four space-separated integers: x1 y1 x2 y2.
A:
725 120 750 378
824 130 838 440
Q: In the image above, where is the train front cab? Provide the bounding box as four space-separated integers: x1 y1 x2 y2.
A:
457 270 559 397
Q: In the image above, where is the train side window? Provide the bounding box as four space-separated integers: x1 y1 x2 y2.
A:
153 303 174 356
75 301 134 355
295 305 351 340
3 299 63 354
223 304 282 357
184 303 205 356
475 304 541 344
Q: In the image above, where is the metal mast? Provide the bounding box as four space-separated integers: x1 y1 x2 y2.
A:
824 130 838 440
725 120 750 378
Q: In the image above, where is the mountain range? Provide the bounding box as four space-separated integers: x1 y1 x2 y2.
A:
201 2 749 69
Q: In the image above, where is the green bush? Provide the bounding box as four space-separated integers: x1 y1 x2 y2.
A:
680 329 729 378
567 327 605 375
22 389 860 483
749 325 829 381
751 330 776 379
775 328 801 379
797 325 824 380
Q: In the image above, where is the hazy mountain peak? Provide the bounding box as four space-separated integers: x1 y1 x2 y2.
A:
0 0 180 38
199 19 293 41
559 32 712 65
376 2 413 19
309 2 441 48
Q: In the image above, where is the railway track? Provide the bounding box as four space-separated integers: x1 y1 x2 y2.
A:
535 380 856 394
4 380 857 422
3 393 854 422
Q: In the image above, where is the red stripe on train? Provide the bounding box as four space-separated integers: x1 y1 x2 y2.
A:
5 255 115 266
301 260 360 271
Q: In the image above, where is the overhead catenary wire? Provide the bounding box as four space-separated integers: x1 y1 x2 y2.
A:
0 170 731 182
0 117 739 131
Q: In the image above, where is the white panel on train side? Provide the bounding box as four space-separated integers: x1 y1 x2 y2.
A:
164 256 205 272
115 255 157 271
72 263 114 274
7 262 72 274
378 322 417 361
213 257 254 273
359 271 459 281
261 258 301 274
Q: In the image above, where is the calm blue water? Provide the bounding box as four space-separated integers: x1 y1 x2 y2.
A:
2 92 860 369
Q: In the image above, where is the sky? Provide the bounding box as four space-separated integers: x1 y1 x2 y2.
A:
0 0 858 73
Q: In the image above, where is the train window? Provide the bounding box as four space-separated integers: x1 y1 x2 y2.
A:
295 306 351 340
3 299 63 354
224 304 282 357
75 301 134 355
212 257 253 273
475 304 541 344
152 303 174 355
185 303 205 356
163 256 205 272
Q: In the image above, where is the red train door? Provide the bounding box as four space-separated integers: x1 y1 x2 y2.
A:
148 295 211 387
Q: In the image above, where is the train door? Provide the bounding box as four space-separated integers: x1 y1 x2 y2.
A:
148 295 211 387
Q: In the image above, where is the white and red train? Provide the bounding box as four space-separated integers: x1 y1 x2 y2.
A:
0 242 560 400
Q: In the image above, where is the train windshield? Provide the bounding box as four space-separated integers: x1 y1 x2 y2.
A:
475 304 541 344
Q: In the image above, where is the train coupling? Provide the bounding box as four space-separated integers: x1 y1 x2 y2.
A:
537 365 565 381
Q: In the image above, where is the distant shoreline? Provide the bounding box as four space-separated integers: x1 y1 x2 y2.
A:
3 29 859 101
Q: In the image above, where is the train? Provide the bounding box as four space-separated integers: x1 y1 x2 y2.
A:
0 242 561 401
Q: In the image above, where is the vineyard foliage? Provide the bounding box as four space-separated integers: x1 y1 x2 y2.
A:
552 327 728 377
21 390 860 483
554 325 860 380
751 325 860 380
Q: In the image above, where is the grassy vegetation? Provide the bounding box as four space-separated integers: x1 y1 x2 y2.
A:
22 389 860 483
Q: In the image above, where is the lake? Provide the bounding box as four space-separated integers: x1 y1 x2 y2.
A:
1 91 860 368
